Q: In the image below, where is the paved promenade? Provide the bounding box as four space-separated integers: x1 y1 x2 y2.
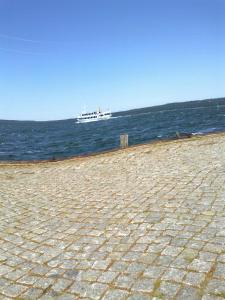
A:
1 133 225 299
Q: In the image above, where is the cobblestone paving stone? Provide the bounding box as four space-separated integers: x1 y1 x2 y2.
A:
1 133 225 299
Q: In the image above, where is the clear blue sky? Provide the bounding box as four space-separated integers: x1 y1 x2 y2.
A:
0 0 224 120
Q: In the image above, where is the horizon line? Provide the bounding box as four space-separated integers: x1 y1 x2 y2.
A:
1 96 224 122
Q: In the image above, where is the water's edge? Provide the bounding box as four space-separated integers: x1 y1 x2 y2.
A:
0 130 224 165
1 97 225 161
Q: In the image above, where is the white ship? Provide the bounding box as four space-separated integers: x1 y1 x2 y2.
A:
76 108 112 123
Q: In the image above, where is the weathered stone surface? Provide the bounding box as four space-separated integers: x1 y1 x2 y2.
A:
162 267 186 282
1 133 225 299
131 278 155 293
176 286 202 299
184 271 205 287
0 283 28 298
158 281 180 298
213 263 225 280
102 289 129 300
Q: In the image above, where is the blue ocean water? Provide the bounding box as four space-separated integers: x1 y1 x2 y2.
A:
1 98 225 161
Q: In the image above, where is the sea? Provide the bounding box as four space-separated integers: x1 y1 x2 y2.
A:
1 98 225 161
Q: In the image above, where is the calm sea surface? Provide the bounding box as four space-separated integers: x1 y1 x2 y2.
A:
1 98 225 161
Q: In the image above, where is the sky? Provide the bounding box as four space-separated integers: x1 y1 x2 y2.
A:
0 0 225 121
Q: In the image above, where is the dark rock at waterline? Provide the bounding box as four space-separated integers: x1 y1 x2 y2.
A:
175 132 193 139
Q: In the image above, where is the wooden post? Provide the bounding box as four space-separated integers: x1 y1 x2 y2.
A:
120 134 128 148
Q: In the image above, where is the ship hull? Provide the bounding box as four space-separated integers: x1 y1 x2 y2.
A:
76 114 112 124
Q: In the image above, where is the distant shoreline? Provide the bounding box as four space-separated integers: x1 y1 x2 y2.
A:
1 96 224 122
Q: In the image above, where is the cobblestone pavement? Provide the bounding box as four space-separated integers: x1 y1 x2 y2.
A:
1 133 225 299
